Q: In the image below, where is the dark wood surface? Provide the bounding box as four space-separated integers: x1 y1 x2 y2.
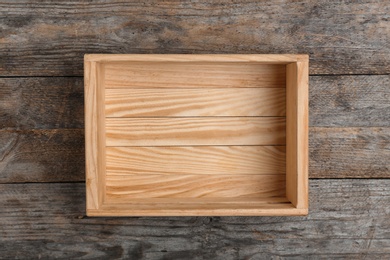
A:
0 77 84 129
1 1 389 76
1 1 389 258
1 180 390 259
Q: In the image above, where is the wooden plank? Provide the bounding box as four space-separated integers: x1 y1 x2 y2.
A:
310 127 390 178
0 77 84 129
94 199 301 218
105 117 286 146
106 146 286 175
104 62 286 89
286 63 298 207
105 88 286 117
286 61 309 209
84 61 106 210
310 75 390 127
1 180 390 258
105 174 286 200
87 54 307 63
100 197 290 205
297 60 309 209
0 129 84 183
1 2 389 76
96 62 107 207
95 202 302 217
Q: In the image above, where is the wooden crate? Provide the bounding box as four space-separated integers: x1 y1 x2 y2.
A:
84 54 309 216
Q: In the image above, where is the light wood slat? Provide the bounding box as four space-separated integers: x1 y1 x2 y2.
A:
105 174 286 199
95 205 302 217
104 197 290 205
286 63 298 208
286 60 309 209
105 88 286 117
84 61 100 210
106 146 285 175
104 62 286 88
98 200 297 217
105 117 286 146
98 196 296 215
88 54 306 63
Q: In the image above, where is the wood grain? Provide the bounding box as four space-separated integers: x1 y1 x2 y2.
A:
286 60 309 209
95 201 302 217
84 61 106 210
105 88 286 117
87 54 307 63
0 77 84 129
106 146 286 175
1 1 389 76
105 174 286 200
101 197 290 205
310 75 390 127
310 127 390 178
104 62 286 88
286 62 298 207
0 129 84 183
105 117 286 146
1 180 390 258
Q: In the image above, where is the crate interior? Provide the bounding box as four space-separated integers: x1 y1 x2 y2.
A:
101 61 293 212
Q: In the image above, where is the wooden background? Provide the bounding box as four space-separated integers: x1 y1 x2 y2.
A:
1 1 389 258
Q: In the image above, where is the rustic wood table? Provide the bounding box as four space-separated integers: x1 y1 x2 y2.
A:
1 1 389 258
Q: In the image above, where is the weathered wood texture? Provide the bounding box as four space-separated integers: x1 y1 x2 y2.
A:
1 127 388 183
1 1 389 76
0 77 84 130
0 129 84 183
310 127 390 178
1 180 390 258
310 75 390 127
